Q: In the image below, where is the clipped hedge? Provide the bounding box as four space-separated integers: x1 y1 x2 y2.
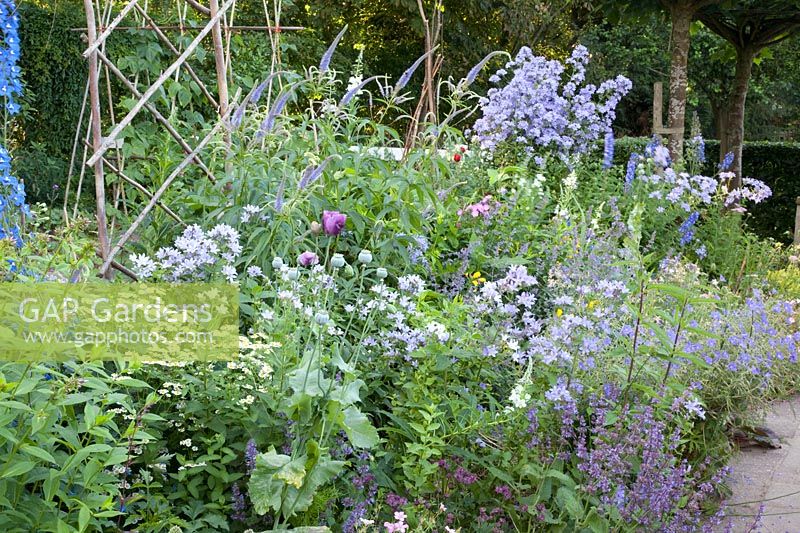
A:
614 137 800 244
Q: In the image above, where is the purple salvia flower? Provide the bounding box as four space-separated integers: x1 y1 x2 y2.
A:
319 25 348 73
231 482 247 521
251 71 289 104
245 439 258 473
230 90 254 129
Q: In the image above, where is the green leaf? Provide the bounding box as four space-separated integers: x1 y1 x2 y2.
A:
341 406 379 449
556 486 584 521
281 457 344 518
330 379 364 406
78 504 90 532
275 456 307 489
583 508 609 533
21 444 56 464
1 460 35 478
115 377 151 389
248 448 292 515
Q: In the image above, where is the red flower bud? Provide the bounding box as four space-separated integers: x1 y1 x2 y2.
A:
453 153 462 163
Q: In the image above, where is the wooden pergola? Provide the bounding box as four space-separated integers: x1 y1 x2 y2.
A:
72 0 302 279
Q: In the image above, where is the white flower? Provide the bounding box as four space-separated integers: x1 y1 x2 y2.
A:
240 205 261 223
130 253 157 278
221 264 237 283
508 383 531 410
398 274 426 295
426 321 449 343
180 438 192 447
238 395 255 407
563 171 578 192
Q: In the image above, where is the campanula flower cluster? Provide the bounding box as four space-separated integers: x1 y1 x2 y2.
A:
130 223 242 281
473 45 631 161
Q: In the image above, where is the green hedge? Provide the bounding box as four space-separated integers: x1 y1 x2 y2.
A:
614 137 800 244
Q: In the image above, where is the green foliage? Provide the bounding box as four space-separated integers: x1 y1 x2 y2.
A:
0 362 158 532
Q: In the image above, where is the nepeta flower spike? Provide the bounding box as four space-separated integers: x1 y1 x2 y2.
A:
319 25 348 73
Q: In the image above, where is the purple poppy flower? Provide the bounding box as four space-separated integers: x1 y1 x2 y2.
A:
322 210 347 236
298 251 319 267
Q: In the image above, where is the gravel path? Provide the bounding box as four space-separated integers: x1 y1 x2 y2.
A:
722 397 800 532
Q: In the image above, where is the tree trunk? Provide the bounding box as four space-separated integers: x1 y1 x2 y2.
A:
723 46 755 189
666 2 694 161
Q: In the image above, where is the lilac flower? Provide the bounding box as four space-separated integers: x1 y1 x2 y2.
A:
131 224 242 282
298 251 319 267
245 439 258 472
545 380 573 403
322 210 347 236
723 177 772 207
683 398 706 419
130 254 158 278
240 204 261 223
398 274 425 295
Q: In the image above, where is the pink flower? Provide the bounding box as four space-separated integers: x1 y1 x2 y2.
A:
297 251 319 267
322 210 347 236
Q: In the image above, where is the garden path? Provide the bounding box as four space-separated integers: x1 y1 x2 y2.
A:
723 396 800 532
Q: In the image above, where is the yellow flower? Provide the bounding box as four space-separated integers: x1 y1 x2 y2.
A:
587 299 599 310
556 308 563 317
467 271 486 286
